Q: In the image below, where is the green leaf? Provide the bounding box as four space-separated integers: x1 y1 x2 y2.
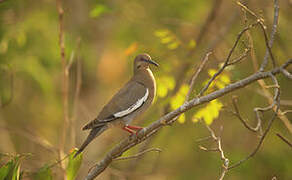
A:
0 156 21 180
90 4 110 18
66 149 83 180
33 165 52 180
0 160 13 180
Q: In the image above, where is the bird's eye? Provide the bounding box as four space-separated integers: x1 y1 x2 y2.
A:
141 58 148 62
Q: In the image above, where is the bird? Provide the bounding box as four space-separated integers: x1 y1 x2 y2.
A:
74 53 158 157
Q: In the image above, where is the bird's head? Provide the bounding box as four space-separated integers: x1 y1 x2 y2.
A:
134 53 159 71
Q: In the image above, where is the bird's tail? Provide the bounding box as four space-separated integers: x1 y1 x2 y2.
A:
74 125 107 158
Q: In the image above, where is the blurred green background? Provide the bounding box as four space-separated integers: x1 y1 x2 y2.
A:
0 0 291 179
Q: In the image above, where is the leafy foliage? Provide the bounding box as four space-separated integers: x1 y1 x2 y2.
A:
90 4 110 18
154 29 180 50
192 99 223 125
192 68 230 125
33 165 52 180
156 75 176 98
0 156 21 180
66 149 83 180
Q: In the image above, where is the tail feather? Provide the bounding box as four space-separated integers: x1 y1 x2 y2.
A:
74 125 107 158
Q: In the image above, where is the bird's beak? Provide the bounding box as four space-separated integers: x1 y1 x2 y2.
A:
147 59 159 67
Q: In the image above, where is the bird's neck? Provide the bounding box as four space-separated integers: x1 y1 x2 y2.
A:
134 68 156 88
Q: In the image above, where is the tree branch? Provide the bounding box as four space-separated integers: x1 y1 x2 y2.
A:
85 59 291 180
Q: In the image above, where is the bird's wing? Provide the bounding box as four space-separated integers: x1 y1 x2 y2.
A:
82 80 148 130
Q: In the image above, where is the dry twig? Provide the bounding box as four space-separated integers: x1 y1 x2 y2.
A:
114 148 161 161
231 96 260 133
198 125 229 180
228 73 280 170
186 52 212 101
198 21 260 97
276 133 292 148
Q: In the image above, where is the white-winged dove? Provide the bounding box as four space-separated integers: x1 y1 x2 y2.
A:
75 53 158 157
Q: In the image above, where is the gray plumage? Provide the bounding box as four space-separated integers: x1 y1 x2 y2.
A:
75 53 158 157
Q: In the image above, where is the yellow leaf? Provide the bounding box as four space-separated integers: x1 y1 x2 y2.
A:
204 112 213 125
160 36 173 44
180 84 189 95
208 69 217 77
170 94 184 109
220 74 230 84
188 39 196 49
192 99 223 125
192 116 200 123
167 42 179 50
124 42 138 56
170 84 189 110
178 113 185 123
164 76 175 90
156 76 176 98
215 81 225 89
154 29 168 38
157 83 168 98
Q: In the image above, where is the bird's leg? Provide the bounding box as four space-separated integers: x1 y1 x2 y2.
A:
122 126 136 134
127 125 144 136
126 125 143 131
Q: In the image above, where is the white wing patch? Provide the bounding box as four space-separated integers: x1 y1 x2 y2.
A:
113 88 149 118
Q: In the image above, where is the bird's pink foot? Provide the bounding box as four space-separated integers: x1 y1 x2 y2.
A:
122 125 143 135
122 126 136 134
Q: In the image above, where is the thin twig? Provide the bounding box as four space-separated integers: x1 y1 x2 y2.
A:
195 136 213 143
237 0 279 70
47 153 71 169
166 0 224 98
227 48 250 66
198 22 260 96
275 133 292 148
70 38 82 147
56 0 69 174
241 1 292 134
186 52 212 101
259 0 279 71
236 1 265 23
114 148 161 161
231 96 259 133
228 73 280 170
0 126 57 153
199 125 229 180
